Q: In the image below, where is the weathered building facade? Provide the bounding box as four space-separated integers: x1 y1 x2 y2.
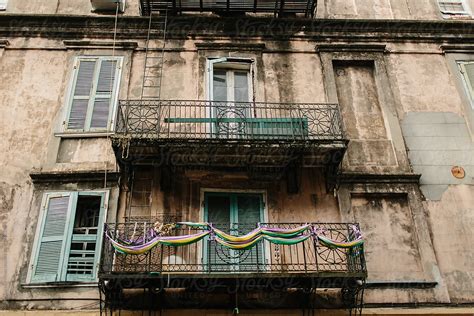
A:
0 0 473 315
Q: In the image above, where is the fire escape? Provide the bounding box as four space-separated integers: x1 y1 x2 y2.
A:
99 0 366 315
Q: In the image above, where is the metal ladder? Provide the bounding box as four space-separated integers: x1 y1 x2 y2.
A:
140 9 168 100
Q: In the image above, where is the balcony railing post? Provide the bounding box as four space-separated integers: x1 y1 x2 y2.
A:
312 227 319 273
302 238 307 273
124 101 130 135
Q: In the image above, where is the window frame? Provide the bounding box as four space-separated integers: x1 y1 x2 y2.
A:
458 61 474 109
207 57 255 102
437 0 471 16
27 190 108 284
63 56 123 134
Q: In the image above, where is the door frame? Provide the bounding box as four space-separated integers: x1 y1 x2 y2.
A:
199 188 269 270
206 57 255 137
200 188 268 224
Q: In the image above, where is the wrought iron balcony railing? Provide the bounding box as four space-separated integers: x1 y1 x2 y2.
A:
140 0 316 17
99 222 366 279
115 100 344 143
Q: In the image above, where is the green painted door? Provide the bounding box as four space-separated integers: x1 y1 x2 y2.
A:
204 192 264 272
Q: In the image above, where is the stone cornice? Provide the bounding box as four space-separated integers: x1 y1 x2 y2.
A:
339 173 421 184
30 170 120 184
195 42 265 50
316 43 387 53
63 40 138 49
0 14 474 42
440 43 474 53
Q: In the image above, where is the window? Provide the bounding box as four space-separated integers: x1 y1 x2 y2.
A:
0 0 7 10
459 62 474 108
437 0 470 15
208 58 253 103
65 56 122 132
206 57 307 139
28 191 107 283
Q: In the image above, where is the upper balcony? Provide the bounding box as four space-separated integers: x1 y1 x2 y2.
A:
140 0 317 17
113 100 346 176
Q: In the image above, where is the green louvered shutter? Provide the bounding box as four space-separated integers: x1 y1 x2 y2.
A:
66 57 121 132
90 60 118 130
65 192 106 282
67 59 96 130
460 62 474 106
30 193 75 283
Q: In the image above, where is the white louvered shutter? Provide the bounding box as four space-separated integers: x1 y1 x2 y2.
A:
438 0 468 14
460 62 474 106
30 194 74 283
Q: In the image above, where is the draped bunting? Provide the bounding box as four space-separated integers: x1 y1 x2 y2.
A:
105 222 364 255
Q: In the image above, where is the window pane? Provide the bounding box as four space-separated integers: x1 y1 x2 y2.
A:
213 70 227 101
73 195 101 231
67 195 102 278
234 71 249 103
207 195 231 229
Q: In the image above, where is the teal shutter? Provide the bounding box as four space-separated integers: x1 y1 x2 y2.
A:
204 193 264 272
66 57 121 132
65 192 106 282
30 193 75 283
90 60 118 130
235 194 264 271
67 60 97 130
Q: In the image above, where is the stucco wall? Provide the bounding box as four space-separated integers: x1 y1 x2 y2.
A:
0 15 473 313
2 0 474 20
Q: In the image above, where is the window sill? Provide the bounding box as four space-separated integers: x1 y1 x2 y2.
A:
21 282 98 289
441 13 473 20
55 131 114 138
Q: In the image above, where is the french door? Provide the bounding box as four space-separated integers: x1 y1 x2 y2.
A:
209 58 252 138
204 192 265 272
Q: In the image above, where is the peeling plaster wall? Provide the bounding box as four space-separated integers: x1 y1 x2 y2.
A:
333 61 397 172
424 186 474 303
320 0 458 20
0 45 120 308
401 112 474 200
2 0 140 16
391 49 474 303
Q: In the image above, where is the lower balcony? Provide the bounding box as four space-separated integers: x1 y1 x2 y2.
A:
99 222 366 311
